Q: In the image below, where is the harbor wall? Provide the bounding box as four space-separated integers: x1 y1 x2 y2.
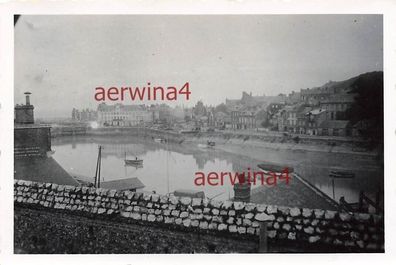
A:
14 179 384 253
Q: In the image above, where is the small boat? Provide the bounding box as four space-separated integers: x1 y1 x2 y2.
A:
329 170 355 179
124 152 143 166
154 138 166 143
207 140 215 147
257 163 294 175
198 141 216 149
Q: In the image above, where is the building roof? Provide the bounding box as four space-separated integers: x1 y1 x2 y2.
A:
321 93 356 104
100 177 145 191
97 103 147 112
15 156 79 186
300 87 334 95
319 120 350 129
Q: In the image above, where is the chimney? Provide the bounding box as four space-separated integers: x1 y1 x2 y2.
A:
25 92 32 105
15 92 34 124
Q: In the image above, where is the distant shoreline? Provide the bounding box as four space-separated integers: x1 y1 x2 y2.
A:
50 126 381 157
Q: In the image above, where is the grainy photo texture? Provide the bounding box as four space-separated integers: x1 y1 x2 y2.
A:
14 15 384 253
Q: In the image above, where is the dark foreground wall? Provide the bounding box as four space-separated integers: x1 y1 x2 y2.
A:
14 179 384 253
15 207 257 254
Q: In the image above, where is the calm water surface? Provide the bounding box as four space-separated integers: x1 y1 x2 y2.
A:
52 135 383 204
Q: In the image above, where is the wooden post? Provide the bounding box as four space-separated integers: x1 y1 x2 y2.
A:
259 222 268 253
358 191 364 212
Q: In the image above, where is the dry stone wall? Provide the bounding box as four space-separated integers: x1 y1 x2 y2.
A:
14 179 384 252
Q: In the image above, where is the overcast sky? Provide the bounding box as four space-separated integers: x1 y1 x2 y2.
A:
15 15 383 118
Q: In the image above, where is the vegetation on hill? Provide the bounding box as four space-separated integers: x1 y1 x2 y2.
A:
346 71 383 144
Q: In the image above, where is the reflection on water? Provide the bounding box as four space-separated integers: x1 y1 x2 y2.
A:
52 135 383 204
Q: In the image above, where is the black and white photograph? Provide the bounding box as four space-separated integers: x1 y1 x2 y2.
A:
12 14 384 254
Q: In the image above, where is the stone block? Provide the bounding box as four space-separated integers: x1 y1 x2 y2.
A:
290 207 301 217
288 232 296 240
192 198 202 207
244 213 254 219
120 211 131 218
218 223 228 231
199 221 209 229
210 200 222 208
238 227 246 234
304 226 315 234
193 208 203 214
151 194 160 202
308 236 321 243
314 209 325 219
247 227 256 235
212 208 220 215
256 204 267 213
302 208 313 218
226 217 235 224
208 223 218 230
191 220 199 227
324 210 337 220
169 196 179 205
268 230 277 238
180 197 192 206
147 214 156 222
171 210 180 217
243 218 252 226
244 203 256 212
183 219 191 227
131 212 141 220
229 225 238 233
339 212 352 222
159 195 169 204
164 217 174 224
354 213 371 222
180 211 189 218
266 205 278 214
282 223 292 231
255 212 275 222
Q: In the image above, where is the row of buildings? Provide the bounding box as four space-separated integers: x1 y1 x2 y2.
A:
72 89 355 137
73 103 192 128
204 76 362 137
70 73 373 137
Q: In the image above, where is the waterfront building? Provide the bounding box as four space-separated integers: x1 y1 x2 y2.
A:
97 103 154 127
305 108 328 136
319 93 356 120
230 106 257 130
318 120 351 136
72 108 97 122
300 85 335 105
207 110 230 129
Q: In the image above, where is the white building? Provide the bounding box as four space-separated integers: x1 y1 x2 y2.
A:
97 103 154 127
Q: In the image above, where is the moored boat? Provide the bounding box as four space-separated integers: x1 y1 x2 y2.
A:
329 170 355 179
124 152 143 166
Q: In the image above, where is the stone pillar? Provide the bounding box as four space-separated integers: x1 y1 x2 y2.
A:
233 182 251 202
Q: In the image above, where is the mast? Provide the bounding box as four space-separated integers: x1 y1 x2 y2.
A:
94 145 102 188
98 146 102 188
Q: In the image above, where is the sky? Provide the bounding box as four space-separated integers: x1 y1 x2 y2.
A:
14 15 383 118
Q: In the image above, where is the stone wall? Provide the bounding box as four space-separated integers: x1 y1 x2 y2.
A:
14 179 384 252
